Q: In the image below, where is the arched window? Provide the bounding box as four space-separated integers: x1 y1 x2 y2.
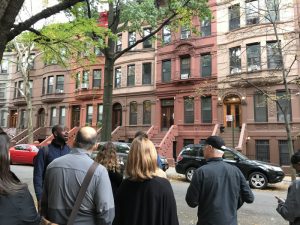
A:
130 101 137 125
143 100 151 124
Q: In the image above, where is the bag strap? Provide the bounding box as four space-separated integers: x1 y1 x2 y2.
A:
67 162 99 225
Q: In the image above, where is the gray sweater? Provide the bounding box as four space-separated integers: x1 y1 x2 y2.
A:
41 148 115 225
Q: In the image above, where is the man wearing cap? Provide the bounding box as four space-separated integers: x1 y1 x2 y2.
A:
185 135 254 225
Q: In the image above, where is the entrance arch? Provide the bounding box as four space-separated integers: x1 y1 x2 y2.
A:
37 108 45 127
112 103 122 130
223 94 241 128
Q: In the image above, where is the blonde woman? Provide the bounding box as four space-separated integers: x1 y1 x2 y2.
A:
95 142 123 200
113 136 179 225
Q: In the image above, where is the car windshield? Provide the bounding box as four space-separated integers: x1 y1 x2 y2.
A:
228 148 248 160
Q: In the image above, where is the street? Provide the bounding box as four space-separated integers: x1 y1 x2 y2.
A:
11 165 289 225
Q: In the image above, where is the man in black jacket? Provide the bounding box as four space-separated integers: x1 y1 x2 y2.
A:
33 125 70 206
185 136 254 225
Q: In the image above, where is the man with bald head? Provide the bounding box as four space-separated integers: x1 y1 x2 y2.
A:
41 127 115 225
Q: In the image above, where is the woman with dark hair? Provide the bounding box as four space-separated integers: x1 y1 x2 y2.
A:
95 142 123 199
0 131 51 225
113 136 179 225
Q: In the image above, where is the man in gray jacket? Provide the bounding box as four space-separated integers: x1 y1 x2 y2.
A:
41 126 115 225
276 151 300 225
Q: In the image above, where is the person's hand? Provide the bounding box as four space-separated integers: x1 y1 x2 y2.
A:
40 217 58 225
275 196 284 203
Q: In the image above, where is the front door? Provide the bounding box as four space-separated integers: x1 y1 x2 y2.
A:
37 108 45 128
9 110 17 128
112 103 122 131
223 95 241 128
161 99 174 130
71 106 81 127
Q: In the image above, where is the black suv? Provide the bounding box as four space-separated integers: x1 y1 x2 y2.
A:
91 142 169 172
175 144 285 189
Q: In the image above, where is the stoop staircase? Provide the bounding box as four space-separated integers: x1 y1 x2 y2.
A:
219 127 240 148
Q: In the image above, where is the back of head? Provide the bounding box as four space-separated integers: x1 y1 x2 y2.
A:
126 136 157 181
0 131 25 194
134 131 148 139
95 142 120 172
74 127 97 150
52 124 62 135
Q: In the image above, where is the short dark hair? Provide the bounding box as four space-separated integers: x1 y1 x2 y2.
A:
291 151 300 164
74 127 97 150
134 131 148 139
52 125 62 135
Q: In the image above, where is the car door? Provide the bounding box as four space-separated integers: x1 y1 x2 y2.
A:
223 150 243 171
13 145 28 164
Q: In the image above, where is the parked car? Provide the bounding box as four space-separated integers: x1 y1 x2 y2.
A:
9 144 40 165
91 142 169 172
175 144 285 189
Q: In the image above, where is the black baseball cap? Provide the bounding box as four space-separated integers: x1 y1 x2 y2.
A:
204 136 226 150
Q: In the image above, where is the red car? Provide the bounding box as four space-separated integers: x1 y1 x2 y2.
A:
9 144 40 165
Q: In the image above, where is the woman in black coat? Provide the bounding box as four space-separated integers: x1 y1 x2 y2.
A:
0 130 42 225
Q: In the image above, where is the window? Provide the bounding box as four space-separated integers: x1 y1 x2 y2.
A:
142 63 151 85
94 46 102 56
97 104 103 126
0 59 8 73
201 19 211 37
201 96 212 123
265 0 279 22
246 0 259 25
229 4 240 30
229 47 241 74
201 54 212 77
29 80 33 96
0 83 5 98
28 53 35 69
183 139 194 147
86 105 93 125
0 110 5 127
162 60 171 82
254 93 268 122
128 32 136 47
256 140 270 162
47 76 54 94
180 57 190 79
20 110 27 128
130 101 137 125
50 107 57 127
59 106 66 126
18 81 24 97
56 75 64 93
278 140 290 165
116 34 122 52
143 100 151 124
127 65 135 86
82 70 89 87
247 43 261 71
75 72 81 89
115 67 121 88
184 98 194 123
276 90 292 122
181 26 191 39
143 28 152 48
162 26 171 44
267 41 282 69
42 78 46 95
93 69 101 88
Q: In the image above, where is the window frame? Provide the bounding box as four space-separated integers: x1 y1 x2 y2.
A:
142 63 152 85
201 54 212 77
180 56 190 79
129 101 138 125
47 76 54 94
184 97 194 124
201 19 211 37
246 0 260 25
162 60 171 82
276 90 292 122
128 32 136 48
92 69 101 89
201 96 212 123
115 67 121 88
162 26 171 44
56 75 64 93
229 46 241 74
229 4 240 30
255 140 270 162
254 93 268 122
127 65 135 86
86 104 93 125
246 43 261 72
267 41 282 69
143 28 152 48
143 100 151 125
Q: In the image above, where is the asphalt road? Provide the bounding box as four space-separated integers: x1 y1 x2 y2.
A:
11 165 289 225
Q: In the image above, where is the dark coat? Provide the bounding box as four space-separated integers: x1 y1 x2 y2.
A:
113 176 179 225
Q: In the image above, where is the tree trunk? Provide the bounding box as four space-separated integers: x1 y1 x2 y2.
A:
25 71 34 144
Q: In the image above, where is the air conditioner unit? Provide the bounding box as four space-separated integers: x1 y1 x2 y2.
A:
181 73 189 79
81 83 89 89
231 68 241 74
55 89 64 93
181 33 190 39
248 64 260 72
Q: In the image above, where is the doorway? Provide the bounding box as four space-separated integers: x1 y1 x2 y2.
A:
223 95 241 128
37 108 45 128
161 99 174 130
71 105 81 127
9 110 18 128
112 103 122 130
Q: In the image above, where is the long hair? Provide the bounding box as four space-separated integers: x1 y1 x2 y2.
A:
95 142 120 172
0 131 26 195
126 136 158 181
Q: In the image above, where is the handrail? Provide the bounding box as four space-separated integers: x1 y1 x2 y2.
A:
17 127 44 145
146 125 155 139
111 126 121 136
212 124 219 136
11 128 28 143
159 125 178 148
236 123 247 152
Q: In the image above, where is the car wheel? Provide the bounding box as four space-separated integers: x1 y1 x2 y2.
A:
185 167 196 182
249 172 268 189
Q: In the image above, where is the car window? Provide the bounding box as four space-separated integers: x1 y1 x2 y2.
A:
15 145 26 150
116 144 130 154
223 151 236 160
194 147 203 157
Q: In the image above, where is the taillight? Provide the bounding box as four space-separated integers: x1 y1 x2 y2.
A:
177 155 183 162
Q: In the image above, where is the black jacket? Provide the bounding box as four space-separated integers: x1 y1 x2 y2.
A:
186 157 254 225
0 172 41 225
